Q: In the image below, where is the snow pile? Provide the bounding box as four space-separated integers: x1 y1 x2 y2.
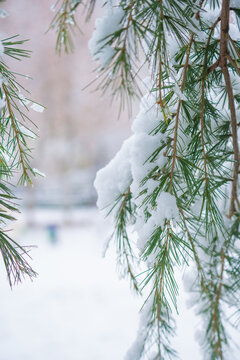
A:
200 4 221 26
132 94 162 134
155 191 179 222
130 92 168 198
130 132 163 197
88 5 124 67
124 299 152 360
94 136 133 215
165 32 179 63
94 80 180 256
94 83 176 218
136 192 179 256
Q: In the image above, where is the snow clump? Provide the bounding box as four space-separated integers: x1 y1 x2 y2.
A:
88 6 124 68
94 136 133 216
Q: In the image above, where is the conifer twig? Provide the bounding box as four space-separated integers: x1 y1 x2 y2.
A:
2 83 31 184
169 0 207 192
212 250 225 359
169 35 193 192
157 223 170 315
120 1 134 86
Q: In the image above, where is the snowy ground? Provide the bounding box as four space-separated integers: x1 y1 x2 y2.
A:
0 207 236 360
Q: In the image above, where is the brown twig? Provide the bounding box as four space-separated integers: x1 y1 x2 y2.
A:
208 58 220 73
200 80 209 185
203 0 239 216
120 187 131 212
157 0 164 108
222 65 239 216
200 17 221 187
157 54 164 107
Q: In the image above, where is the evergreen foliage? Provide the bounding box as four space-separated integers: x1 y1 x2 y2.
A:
49 0 96 54
82 0 240 358
0 33 41 285
1 0 240 359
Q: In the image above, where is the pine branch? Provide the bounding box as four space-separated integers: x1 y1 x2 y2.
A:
92 1 240 358
212 250 225 359
169 35 193 192
49 0 82 54
120 1 134 86
2 83 32 185
169 0 206 192
200 16 221 192
109 188 140 293
0 36 42 285
222 65 240 216
156 222 170 315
